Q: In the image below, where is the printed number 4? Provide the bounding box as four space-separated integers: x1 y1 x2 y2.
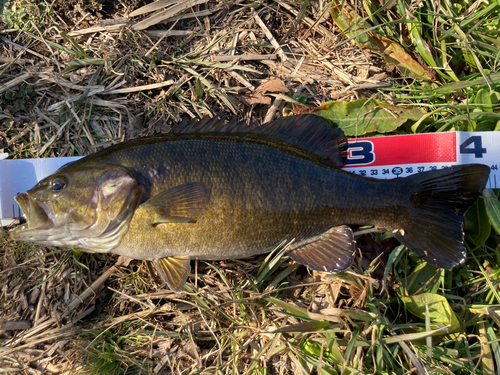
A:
460 136 486 158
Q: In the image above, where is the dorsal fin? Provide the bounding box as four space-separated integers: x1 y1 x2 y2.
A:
172 116 248 134
171 114 347 168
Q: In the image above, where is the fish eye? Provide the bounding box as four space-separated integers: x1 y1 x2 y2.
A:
51 178 67 191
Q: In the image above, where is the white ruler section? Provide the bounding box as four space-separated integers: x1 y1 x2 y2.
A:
0 157 80 226
0 131 498 225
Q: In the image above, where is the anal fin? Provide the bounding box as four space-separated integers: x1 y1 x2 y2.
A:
287 225 355 272
152 256 191 293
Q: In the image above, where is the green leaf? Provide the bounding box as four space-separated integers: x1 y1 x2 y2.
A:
426 72 500 95
404 263 442 296
62 58 106 74
314 99 426 136
383 244 405 293
60 31 88 59
473 89 500 113
195 78 204 100
401 293 461 332
330 0 372 46
483 189 500 235
272 321 330 333
301 340 340 374
266 297 311 320
464 197 491 247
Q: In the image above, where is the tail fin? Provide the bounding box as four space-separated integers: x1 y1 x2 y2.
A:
393 164 490 269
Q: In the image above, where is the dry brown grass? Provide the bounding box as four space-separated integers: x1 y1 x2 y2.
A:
0 0 392 373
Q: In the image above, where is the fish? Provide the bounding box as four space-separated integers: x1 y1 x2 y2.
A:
10 115 490 292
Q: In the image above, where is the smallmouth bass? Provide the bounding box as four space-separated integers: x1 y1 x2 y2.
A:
10 115 490 292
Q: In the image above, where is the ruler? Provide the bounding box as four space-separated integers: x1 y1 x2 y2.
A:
0 131 498 225
343 131 499 189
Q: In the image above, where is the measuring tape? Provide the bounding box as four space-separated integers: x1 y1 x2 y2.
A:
343 131 499 189
0 131 498 225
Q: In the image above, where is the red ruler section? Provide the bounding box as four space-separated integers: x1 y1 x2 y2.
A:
346 132 457 167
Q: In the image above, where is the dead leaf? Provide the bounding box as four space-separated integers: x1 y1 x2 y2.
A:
255 77 289 94
292 102 313 114
369 35 434 81
237 92 272 106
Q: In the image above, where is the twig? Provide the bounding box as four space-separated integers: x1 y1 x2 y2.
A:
132 0 210 31
101 80 175 95
253 11 287 62
0 321 32 331
129 0 180 17
1 37 64 68
213 54 277 62
65 265 119 314
0 72 32 94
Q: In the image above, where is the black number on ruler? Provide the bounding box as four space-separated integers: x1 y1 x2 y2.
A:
460 136 486 158
346 141 374 165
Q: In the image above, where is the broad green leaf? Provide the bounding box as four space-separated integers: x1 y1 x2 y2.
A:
401 293 461 332
483 189 500 235
326 333 345 365
404 263 442 296
465 197 491 247
314 99 426 136
473 89 500 113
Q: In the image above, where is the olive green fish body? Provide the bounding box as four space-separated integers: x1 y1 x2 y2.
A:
10 115 491 292
107 137 401 262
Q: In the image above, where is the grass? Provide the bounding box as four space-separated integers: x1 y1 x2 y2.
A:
0 0 499 374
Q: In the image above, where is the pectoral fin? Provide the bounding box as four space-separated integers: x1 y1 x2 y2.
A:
287 225 355 272
152 256 191 293
142 182 211 224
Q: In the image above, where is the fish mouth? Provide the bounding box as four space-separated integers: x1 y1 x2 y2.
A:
10 193 54 240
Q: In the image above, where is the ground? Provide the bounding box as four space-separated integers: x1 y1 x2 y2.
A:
1 0 499 374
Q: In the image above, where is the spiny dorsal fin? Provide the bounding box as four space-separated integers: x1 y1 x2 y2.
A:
152 256 191 293
287 225 355 272
172 116 246 134
171 115 347 168
253 115 347 168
